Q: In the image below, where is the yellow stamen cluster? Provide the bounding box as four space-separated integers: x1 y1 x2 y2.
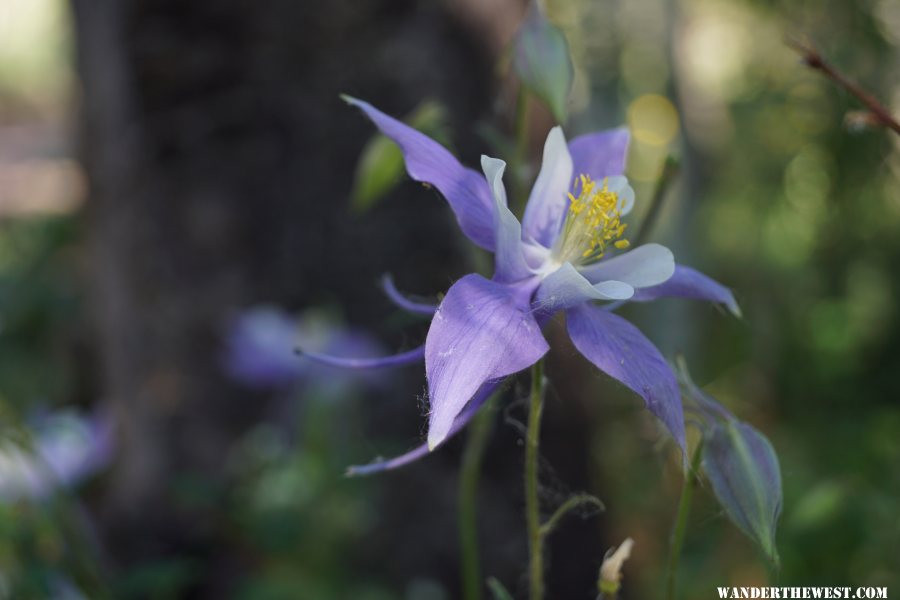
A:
555 175 630 265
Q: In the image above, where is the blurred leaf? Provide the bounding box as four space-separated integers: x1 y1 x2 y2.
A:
701 420 782 565
512 8 573 124
350 136 404 213
788 480 845 531
474 122 516 161
487 577 514 600
350 100 449 213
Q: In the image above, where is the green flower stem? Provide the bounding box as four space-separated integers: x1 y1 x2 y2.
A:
633 155 680 246
511 87 531 209
460 396 498 600
525 359 546 600
515 86 530 170
665 442 704 600
460 82 533 598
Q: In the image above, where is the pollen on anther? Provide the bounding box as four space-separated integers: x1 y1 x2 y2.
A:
556 174 631 265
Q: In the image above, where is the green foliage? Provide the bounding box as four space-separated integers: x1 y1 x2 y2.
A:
486 577 514 600
574 0 900 592
350 100 450 213
224 394 394 599
113 558 197 599
0 217 80 412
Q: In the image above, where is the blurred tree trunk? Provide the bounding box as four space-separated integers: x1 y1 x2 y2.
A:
71 0 611 596
71 0 492 593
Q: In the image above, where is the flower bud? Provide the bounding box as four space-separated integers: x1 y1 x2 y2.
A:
702 420 782 565
597 537 634 597
512 8 573 124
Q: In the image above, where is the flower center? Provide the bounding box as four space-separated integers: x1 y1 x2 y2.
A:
552 174 630 266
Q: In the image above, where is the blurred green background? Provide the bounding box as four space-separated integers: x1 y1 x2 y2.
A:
0 0 898 598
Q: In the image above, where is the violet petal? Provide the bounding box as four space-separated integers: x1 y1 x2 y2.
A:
346 380 501 476
426 274 548 449
631 264 741 317
567 127 630 182
566 304 685 452
344 96 496 251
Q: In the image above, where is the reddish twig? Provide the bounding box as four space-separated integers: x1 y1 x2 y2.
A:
787 37 900 136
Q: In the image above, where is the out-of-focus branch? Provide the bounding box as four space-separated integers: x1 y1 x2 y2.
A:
787 37 900 136
634 155 680 247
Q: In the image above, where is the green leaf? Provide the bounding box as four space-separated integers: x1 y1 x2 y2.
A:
349 100 448 213
487 577 514 600
701 420 782 565
512 8 573 124
349 136 404 213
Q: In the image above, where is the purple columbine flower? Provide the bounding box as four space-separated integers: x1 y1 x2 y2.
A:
310 97 739 474
0 409 114 502
224 306 394 392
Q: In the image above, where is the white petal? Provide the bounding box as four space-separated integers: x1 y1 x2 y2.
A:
522 240 551 270
521 127 574 248
578 243 675 288
481 156 531 282
606 175 635 216
534 262 634 312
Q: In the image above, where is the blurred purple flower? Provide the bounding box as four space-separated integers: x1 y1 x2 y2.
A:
315 98 739 474
224 306 391 391
0 409 114 502
48 573 88 600
225 307 305 388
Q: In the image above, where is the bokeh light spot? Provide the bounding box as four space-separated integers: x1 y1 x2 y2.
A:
627 94 679 146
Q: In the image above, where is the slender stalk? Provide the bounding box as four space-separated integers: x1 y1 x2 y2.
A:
511 87 532 209
634 155 680 246
540 493 604 537
458 82 533 599
487 577 515 600
515 86 530 167
665 443 704 600
787 37 900 136
459 398 497 600
525 359 545 600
